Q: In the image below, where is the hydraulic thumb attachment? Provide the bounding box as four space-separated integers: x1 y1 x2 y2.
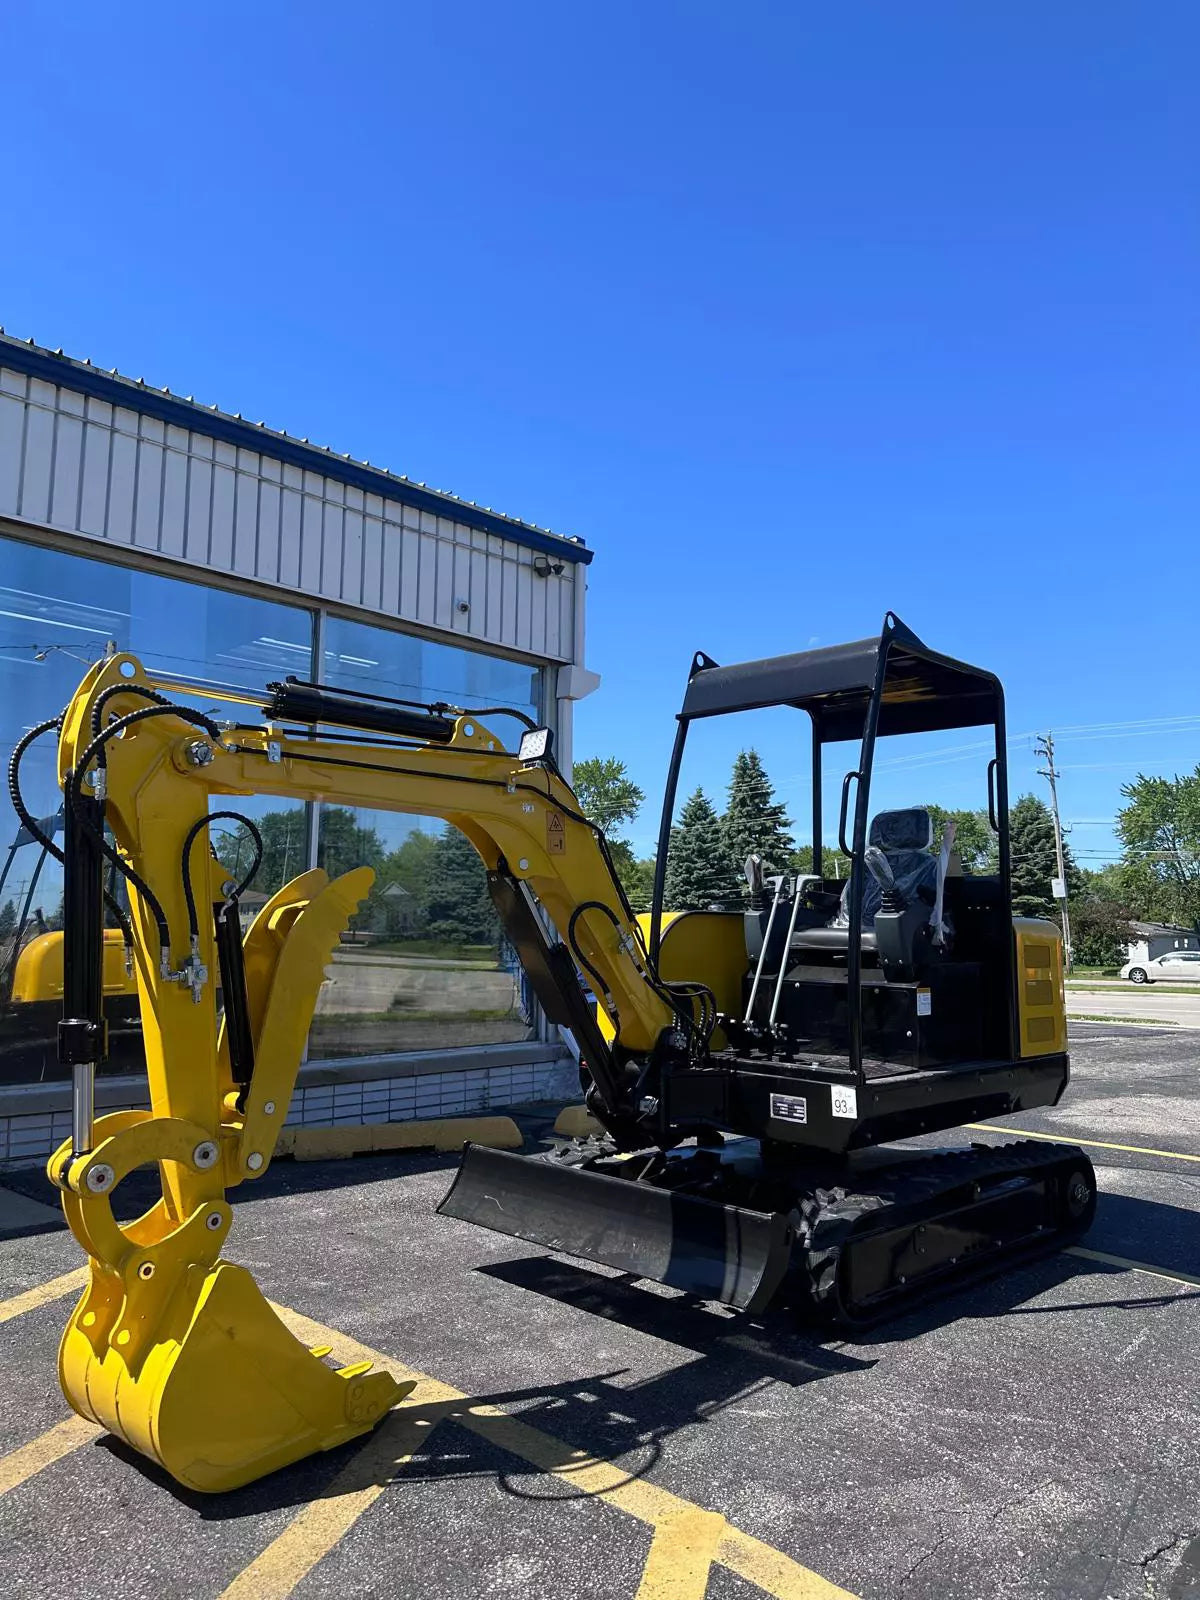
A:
48 866 410 1492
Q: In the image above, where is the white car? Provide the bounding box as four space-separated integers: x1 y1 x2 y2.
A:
1120 950 1200 984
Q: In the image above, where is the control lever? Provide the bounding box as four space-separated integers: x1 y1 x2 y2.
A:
743 874 786 1022
864 845 904 910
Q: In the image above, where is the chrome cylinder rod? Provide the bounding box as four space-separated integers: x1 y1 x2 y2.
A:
72 1061 95 1157
744 876 786 1022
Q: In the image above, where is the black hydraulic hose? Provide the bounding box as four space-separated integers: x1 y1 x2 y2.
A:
467 705 538 732
9 716 66 865
90 682 175 756
566 900 623 1020
180 812 263 943
68 703 223 962
565 898 714 1060
10 714 133 952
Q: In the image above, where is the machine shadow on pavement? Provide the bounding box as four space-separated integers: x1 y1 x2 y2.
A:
100 1312 869 1525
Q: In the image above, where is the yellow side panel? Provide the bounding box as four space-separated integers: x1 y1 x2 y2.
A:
10 928 136 1003
1014 917 1067 1057
596 910 747 1050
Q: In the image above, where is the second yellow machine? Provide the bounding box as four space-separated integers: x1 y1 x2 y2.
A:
27 614 1095 1492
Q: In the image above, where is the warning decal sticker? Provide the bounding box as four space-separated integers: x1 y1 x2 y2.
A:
547 810 566 854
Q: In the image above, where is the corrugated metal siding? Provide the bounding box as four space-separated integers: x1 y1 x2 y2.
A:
0 366 577 664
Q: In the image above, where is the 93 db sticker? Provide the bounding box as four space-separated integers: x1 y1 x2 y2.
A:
831 1085 858 1120
769 1093 807 1125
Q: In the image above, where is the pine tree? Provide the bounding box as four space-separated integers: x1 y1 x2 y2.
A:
424 825 497 946
665 789 743 910
722 751 794 887
0 900 16 942
1010 794 1076 919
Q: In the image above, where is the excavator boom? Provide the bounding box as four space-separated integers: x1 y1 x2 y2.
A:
38 651 685 1491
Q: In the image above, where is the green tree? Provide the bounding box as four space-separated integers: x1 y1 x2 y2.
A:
925 805 998 875
0 900 16 941
317 807 386 880
1116 766 1200 929
424 826 496 945
1069 867 1136 967
574 755 652 912
1010 793 1076 920
378 829 440 908
722 750 794 888
664 788 742 910
573 757 645 834
790 845 853 881
622 855 658 914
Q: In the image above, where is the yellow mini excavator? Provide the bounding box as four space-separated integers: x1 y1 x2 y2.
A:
25 613 1095 1493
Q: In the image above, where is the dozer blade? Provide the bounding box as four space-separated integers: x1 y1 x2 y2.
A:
439 1144 795 1313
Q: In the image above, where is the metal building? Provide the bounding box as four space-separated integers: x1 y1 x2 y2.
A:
0 333 597 1163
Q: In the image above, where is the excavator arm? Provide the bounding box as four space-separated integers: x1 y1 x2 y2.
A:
41 651 688 1491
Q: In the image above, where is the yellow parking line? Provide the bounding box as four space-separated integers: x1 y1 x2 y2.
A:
637 1507 727 1598
1066 1246 1200 1291
274 1302 858 1600
0 1266 87 1326
969 1123 1200 1164
0 1415 100 1495
217 1407 439 1600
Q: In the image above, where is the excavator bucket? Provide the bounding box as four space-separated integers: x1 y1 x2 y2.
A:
59 1249 409 1493
439 1144 795 1313
51 1108 411 1493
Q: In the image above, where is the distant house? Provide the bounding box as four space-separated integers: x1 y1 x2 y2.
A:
236 889 270 936
1124 921 1200 966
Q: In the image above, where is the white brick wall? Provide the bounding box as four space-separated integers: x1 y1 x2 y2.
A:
0 1056 578 1167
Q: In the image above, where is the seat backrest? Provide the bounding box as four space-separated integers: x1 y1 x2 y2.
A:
868 807 938 914
831 808 938 926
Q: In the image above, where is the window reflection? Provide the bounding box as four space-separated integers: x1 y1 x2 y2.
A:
308 615 540 1060
0 532 313 1084
0 531 543 1081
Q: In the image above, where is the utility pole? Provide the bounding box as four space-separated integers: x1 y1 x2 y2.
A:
1035 732 1072 971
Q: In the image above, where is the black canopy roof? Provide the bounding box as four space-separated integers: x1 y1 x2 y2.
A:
679 614 1002 741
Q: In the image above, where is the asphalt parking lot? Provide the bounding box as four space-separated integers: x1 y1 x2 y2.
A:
0 1019 1197 1600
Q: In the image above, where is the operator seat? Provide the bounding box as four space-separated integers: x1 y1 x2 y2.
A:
793 808 939 953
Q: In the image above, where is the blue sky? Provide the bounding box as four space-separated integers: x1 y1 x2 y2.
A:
2 2 1196 864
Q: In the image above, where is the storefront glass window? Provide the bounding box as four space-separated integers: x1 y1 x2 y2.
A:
310 615 541 1060
0 532 314 1084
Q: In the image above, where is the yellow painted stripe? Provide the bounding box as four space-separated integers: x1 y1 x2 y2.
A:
969 1123 1200 1165
274 1303 858 1600
636 1507 727 1599
1067 1246 1200 1291
217 1408 438 1600
0 1266 88 1326
0 1415 100 1495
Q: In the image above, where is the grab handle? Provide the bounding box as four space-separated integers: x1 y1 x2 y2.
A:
987 758 999 832
838 771 860 859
